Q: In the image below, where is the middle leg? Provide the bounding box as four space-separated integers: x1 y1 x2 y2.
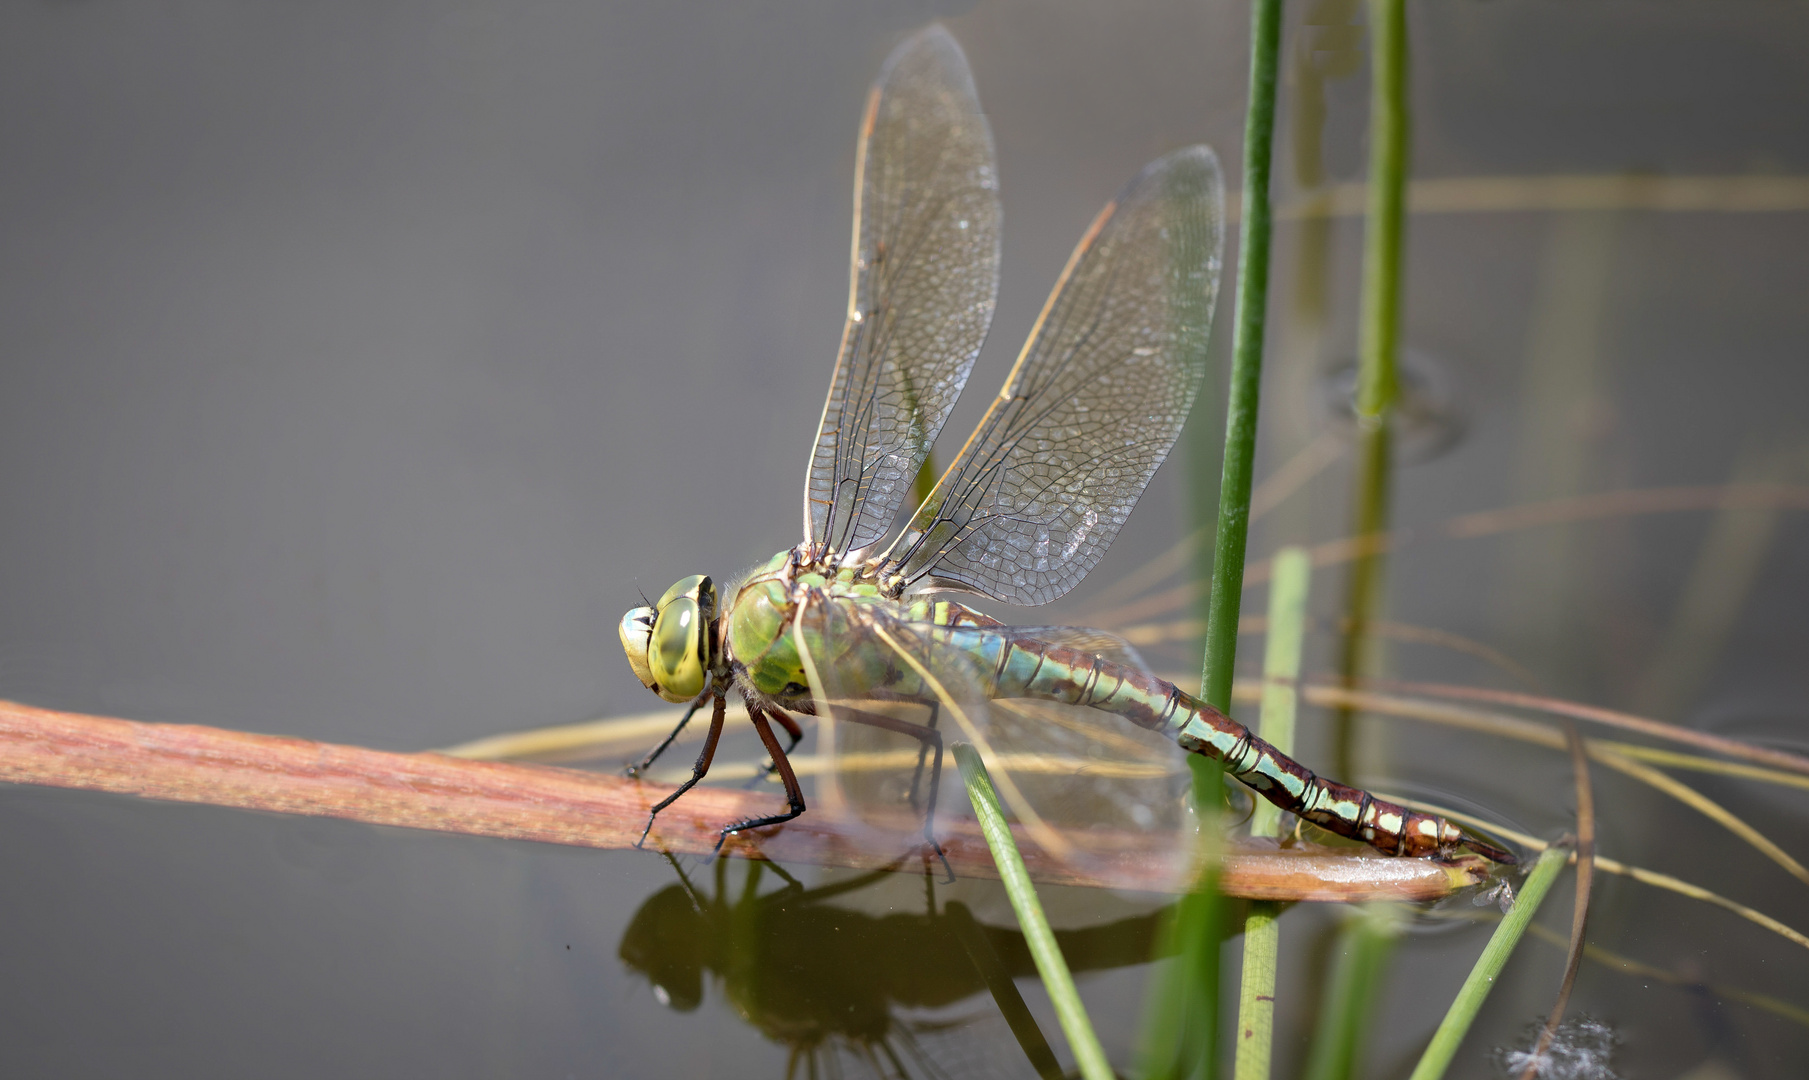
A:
716 703 809 852
743 706 806 790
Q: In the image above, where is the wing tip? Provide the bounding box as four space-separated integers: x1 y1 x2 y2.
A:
1131 144 1225 201
881 23 977 98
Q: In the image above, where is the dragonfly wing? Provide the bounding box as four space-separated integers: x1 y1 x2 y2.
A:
1002 625 1149 671
796 597 1197 889
803 26 1002 560
882 146 1224 605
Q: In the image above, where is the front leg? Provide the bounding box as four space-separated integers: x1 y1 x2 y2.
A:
715 702 808 853
635 692 727 848
626 684 714 778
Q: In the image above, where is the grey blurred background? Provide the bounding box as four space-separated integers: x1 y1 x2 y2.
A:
2 1 1807 1077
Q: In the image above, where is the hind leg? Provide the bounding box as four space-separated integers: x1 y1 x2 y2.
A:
830 703 948 877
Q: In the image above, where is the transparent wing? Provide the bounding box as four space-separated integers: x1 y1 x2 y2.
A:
796 597 1198 890
880 146 1223 605
804 26 1002 559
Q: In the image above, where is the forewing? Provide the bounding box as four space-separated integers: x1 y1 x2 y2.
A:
882 146 1223 605
803 26 1002 559
796 598 1196 889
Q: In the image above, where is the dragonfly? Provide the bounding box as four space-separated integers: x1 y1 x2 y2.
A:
618 25 1515 882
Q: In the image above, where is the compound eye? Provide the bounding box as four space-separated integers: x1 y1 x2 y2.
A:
658 575 710 612
618 606 659 692
649 596 706 702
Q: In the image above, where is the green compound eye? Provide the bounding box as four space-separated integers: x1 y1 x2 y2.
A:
650 596 702 700
630 574 716 703
658 575 709 611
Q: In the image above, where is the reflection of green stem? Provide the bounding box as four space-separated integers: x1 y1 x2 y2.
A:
1234 548 1311 1080
1138 877 1223 1080
944 900 1064 1080
1301 903 1404 1080
1407 845 1572 1080
953 744 1113 1080
1332 0 1408 781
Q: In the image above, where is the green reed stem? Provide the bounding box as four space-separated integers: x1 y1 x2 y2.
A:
1233 547 1311 1080
1162 5 1284 1077
954 744 1113 1080
1248 547 1311 839
1198 0 1282 714
1332 0 1408 782
1408 845 1572 1080
1332 427 1392 778
1301 903 1406 1080
1356 0 1406 423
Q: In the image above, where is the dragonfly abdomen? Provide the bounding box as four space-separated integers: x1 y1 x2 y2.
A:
983 632 1472 860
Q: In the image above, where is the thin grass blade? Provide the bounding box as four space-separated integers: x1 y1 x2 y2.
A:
1407 844 1573 1080
954 743 1114 1080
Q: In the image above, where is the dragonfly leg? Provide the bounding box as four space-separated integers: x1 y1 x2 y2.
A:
626 684 715 778
852 692 940 811
829 703 950 878
635 693 728 848
715 703 808 853
907 702 941 811
1455 833 1519 865
743 707 806 790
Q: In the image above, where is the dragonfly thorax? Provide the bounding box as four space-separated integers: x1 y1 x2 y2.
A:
723 547 1003 706
619 574 720 703
725 550 878 704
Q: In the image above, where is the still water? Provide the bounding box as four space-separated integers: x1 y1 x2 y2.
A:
1 2 1806 1077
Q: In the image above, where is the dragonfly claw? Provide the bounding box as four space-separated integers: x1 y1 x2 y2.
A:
1460 833 1518 866
927 840 954 885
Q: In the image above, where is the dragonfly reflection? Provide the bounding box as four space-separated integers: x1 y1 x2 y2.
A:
619 858 1171 1080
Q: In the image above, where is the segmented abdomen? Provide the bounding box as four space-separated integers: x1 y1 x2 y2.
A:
976 630 1466 859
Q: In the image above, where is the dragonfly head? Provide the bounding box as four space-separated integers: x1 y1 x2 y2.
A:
619 575 719 703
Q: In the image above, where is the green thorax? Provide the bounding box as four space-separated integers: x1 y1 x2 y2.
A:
725 549 984 700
